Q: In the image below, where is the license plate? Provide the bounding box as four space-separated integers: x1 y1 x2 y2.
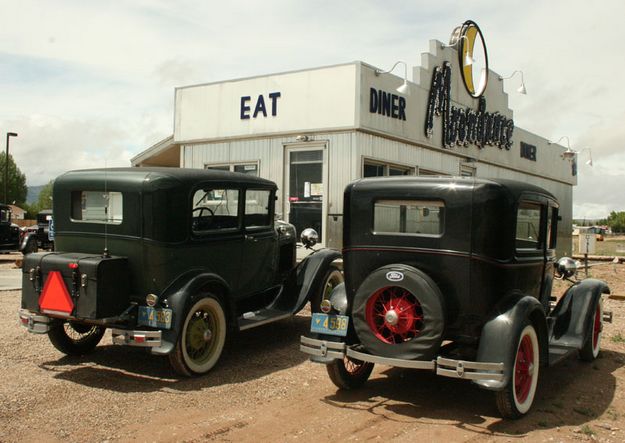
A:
310 313 349 337
138 306 172 329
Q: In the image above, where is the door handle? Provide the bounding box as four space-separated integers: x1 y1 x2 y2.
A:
245 235 257 242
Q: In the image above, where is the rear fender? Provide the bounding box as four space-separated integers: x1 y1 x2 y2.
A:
150 271 232 355
474 293 548 391
550 278 610 350
290 249 341 314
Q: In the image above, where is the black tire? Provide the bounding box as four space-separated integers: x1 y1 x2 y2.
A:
352 265 445 360
580 298 603 361
495 322 540 419
169 296 227 377
326 356 374 390
48 321 106 355
311 265 344 313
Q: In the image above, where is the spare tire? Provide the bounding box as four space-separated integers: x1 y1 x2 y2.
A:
352 264 445 360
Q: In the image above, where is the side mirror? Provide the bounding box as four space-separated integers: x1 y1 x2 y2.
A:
555 257 577 279
300 228 319 249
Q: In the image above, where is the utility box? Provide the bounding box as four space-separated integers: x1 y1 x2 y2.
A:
578 233 596 254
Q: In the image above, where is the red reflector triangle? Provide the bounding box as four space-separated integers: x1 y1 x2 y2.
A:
39 271 74 314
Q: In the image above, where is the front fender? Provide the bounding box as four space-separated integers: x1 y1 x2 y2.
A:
150 271 232 355
20 233 37 253
291 248 341 314
474 293 547 391
550 278 610 350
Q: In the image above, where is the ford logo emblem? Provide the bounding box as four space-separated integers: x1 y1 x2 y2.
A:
386 271 404 282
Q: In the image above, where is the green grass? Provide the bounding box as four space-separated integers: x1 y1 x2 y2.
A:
611 333 625 344
580 425 595 436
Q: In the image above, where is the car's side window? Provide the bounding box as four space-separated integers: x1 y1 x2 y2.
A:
546 206 558 250
192 188 239 233
244 189 272 228
516 202 542 249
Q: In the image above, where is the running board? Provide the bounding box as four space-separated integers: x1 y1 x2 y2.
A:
238 308 292 331
548 344 577 366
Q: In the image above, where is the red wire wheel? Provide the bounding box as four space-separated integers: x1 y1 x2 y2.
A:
592 304 602 350
365 286 424 344
514 334 534 404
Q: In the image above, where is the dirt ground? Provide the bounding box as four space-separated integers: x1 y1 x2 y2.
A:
1 263 625 442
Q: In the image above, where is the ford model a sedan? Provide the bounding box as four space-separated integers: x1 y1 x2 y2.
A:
301 176 611 418
19 167 341 376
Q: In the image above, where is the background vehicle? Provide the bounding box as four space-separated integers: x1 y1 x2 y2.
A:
0 203 37 254
301 176 611 418
35 209 54 250
19 167 341 376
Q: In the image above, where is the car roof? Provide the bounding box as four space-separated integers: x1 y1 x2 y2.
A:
54 167 276 191
347 176 556 201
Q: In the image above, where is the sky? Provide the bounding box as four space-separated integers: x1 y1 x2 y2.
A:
1 0 623 219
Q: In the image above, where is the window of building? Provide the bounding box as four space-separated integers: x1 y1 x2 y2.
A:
71 191 123 224
205 162 259 176
418 168 446 176
459 165 475 177
374 200 444 236
516 202 542 249
192 188 239 233
245 189 272 228
363 159 414 177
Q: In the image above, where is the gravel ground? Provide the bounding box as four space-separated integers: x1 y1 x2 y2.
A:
1 263 625 442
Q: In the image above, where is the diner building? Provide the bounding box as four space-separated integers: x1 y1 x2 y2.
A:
131 23 577 254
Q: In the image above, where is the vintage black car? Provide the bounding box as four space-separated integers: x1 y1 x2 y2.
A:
19 167 341 376
35 209 54 250
0 204 37 253
301 176 611 418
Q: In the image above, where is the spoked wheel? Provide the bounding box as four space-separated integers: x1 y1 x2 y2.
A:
496 323 540 419
48 321 106 355
311 266 344 313
365 286 424 344
326 356 374 390
169 296 226 377
580 299 603 361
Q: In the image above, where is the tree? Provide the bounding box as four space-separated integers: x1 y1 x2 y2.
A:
36 180 53 210
606 211 625 233
0 152 28 205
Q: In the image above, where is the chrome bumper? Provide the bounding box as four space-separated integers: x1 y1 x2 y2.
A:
300 335 504 382
18 309 51 334
111 329 161 347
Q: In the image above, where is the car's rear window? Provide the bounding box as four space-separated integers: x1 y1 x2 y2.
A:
71 191 123 225
373 200 444 236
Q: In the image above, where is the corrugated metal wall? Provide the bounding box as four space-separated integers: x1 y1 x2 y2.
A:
182 130 573 255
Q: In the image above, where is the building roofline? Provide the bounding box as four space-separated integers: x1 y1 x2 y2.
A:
130 135 175 166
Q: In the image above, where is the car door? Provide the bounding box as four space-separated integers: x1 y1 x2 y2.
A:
238 188 279 298
539 203 559 309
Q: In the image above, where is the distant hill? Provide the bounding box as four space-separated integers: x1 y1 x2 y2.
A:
27 185 46 204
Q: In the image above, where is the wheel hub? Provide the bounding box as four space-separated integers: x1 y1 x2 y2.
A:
384 310 399 326
365 286 424 344
203 329 213 342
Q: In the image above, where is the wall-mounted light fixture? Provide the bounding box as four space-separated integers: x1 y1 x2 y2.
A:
548 136 594 166
375 61 410 95
441 35 474 66
295 135 310 142
498 70 527 95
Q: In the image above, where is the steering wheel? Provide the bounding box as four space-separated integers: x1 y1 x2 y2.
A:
192 207 215 230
